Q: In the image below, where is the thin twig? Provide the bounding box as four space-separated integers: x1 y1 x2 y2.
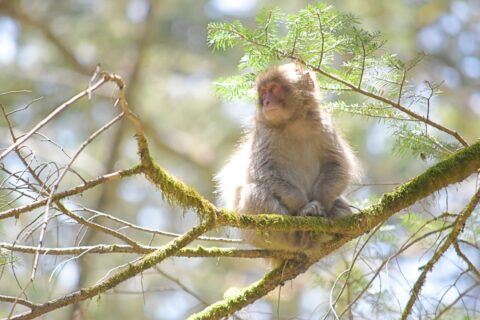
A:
31 112 126 280
0 77 107 161
0 295 38 309
0 166 143 220
78 207 242 243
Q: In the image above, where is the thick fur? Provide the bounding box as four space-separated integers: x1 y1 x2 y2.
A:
216 63 360 251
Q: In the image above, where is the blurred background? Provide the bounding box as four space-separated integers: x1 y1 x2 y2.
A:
0 0 479 319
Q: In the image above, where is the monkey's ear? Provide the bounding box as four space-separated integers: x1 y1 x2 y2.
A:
300 72 315 91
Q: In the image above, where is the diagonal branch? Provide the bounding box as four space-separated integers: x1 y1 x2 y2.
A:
186 140 480 319
188 255 310 319
0 77 107 161
400 189 480 320
452 240 480 279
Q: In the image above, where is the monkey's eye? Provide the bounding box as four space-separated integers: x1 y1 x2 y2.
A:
269 83 282 96
259 87 267 98
259 82 283 98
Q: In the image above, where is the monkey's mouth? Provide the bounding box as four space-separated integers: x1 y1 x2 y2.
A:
263 103 282 113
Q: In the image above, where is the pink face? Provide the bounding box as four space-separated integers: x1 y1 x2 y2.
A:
258 81 286 123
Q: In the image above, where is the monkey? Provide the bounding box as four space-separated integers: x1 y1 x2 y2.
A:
215 63 360 251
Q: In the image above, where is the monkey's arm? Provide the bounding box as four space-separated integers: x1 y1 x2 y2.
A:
312 160 351 212
237 183 289 215
238 177 309 215
270 177 310 213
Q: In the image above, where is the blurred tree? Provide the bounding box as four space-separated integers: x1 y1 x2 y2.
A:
0 1 479 320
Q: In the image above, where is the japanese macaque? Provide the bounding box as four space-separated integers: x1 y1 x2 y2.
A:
216 63 360 251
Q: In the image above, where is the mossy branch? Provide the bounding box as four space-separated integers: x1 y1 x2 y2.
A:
0 243 303 260
188 256 311 320
151 140 480 236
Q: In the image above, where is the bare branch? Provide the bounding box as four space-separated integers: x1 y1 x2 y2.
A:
77 207 242 243
0 77 107 161
0 166 143 220
0 295 38 309
400 189 480 320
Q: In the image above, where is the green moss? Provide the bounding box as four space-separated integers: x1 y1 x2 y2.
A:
136 136 217 221
218 208 358 234
350 140 480 234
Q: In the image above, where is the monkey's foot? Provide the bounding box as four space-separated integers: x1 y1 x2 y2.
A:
298 201 326 216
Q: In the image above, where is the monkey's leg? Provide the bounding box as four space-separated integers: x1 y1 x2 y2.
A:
328 197 352 217
298 200 327 216
312 161 350 212
238 183 289 215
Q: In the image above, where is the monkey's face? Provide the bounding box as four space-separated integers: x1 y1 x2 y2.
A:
257 80 294 125
256 64 319 126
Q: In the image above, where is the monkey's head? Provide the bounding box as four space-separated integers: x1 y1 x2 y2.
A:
255 63 318 126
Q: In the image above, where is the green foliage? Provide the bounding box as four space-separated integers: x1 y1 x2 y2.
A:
207 3 393 97
0 248 17 267
207 2 463 160
326 100 407 121
392 124 458 160
212 74 255 100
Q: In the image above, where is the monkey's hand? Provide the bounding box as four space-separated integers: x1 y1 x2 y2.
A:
298 200 327 217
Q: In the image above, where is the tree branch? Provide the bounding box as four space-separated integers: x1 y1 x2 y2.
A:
400 189 480 320
188 255 310 319
0 243 302 260
2 71 479 319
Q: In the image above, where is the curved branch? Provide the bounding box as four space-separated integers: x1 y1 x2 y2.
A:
0 295 38 309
